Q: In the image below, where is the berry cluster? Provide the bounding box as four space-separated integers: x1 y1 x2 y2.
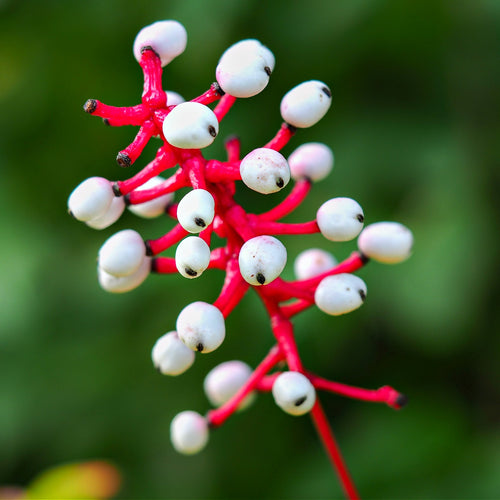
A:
68 20 413 499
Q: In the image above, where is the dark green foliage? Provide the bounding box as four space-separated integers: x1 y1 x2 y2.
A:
0 1 498 498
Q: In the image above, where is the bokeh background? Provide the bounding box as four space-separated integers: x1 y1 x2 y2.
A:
1 0 499 498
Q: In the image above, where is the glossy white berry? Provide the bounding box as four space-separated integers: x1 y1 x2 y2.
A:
176 302 225 353
128 176 174 219
272 371 316 416
170 411 208 455
133 20 187 67
98 256 151 293
162 102 218 149
315 273 367 316
239 235 287 286
204 360 255 410
240 148 290 194
280 80 332 128
175 236 211 279
68 177 114 222
98 229 145 277
294 248 338 280
317 197 364 242
216 39 275 98
358 222 413 264
288 143 334 182
165 90 185 106
85 195 126 230
151 331 195 376
177 189 215 233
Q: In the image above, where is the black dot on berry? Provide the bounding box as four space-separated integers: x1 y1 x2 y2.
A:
358 289 366 302
194 217 206 228
357 214 364 223
264 66 272 76
208 125 217 137
276 177 284 188
256 273 266 285
321 86 331 98
185 267 197 277
196 343 204 352
294 396 307 407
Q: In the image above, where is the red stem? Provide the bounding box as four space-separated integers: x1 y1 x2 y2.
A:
152 257 177 274
146 224 188 255
207 344 284 427
258 179 311 221
84 100 148 126
293 252 368 290
310 400 361 500
191 82 224 106
252 219 319 236
127 169 188 204
225 136 241 162
117 119 158 166
309 375 406 410
214 94 237 121
213 260 250 318
264 122 296 151
116 146 178 195
204 160 241 183
140 49 166 108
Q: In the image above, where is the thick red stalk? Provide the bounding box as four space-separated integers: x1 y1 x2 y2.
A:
310 400 361 500
140 49 166 108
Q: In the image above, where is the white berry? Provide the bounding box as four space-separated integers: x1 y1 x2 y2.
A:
175 236 211 279
170 411 208 455
294 248 337 280
68 177 114 222
177 189 215 233
288 143 334 182
98 229 146 277
358 222 413 264
317 197 364 242
315 273 367 316
85 196 125 230
240 148 290 194
216 39 275 98
162 102 218 149
133 20 187 67
280 80 332 128
165 90 185 106
272 371 316 416
151 331 195 376
98 256 151 293
204 360 255 410
128 176 174 219
176 302 225 353
239 235 287 286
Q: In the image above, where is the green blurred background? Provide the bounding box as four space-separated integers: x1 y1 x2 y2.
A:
1 0 499 498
